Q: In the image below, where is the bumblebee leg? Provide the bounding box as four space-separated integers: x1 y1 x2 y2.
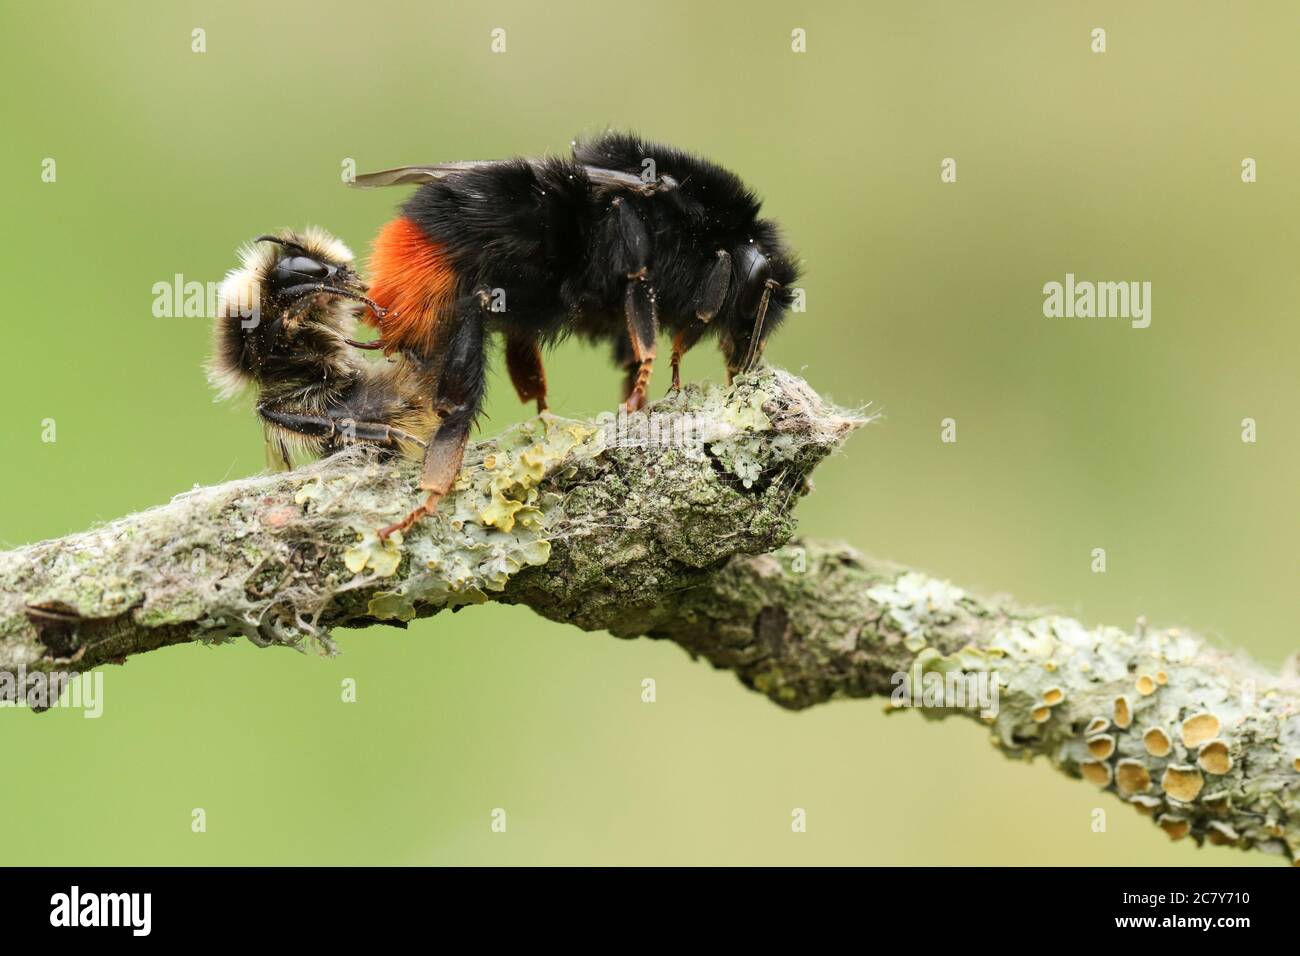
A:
738 279 780 374
379 292 488 540
669 249 732 393
667 248 732 392
612 336 635 404
620 360 639 403
606 197 657 412
504 332 548 413
621 275 658 412
725 245 781 383
258 406 425 449
669 321 708 393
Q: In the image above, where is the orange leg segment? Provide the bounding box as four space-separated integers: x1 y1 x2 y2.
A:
505 333 549 413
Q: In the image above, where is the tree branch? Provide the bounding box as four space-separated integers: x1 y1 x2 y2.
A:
0 368 861 670
4 368 1297 863
642 538 1300 863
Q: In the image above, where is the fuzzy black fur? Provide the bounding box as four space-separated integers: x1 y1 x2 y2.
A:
395 131 800 384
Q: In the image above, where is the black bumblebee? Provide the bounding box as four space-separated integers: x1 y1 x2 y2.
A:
208 227 434 468
354 131 801 536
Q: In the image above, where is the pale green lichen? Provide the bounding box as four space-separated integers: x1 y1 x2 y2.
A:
293 477 325 506
698 374 839 489
705 385 775 487
866 571 967 636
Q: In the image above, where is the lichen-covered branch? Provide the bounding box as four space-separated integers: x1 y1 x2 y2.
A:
0 369 862 672
633 539 1300 864
4 368 1297 863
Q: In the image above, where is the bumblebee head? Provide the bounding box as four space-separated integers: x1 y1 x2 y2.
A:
259 231 357 301
209 227 379 398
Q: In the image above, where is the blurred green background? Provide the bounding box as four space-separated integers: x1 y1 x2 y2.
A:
2 0 1297 865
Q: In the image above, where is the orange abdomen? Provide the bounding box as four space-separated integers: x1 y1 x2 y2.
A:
366 216 457 356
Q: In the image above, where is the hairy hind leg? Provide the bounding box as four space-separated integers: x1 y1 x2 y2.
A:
258 405 426 450
504 331 548 413
606 197 658 413
621 282 657 413
379 292 488 540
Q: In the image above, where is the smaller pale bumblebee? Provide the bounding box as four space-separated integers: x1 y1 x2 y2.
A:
208 227 434 469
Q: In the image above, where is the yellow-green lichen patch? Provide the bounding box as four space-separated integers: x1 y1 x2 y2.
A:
1087 734 1116 760
365 590 418 622
1113 696 1133 729
343 530 403 577
478 490 533 533
1116 759 1151 796
472 426 592 533
1130 795 1163 816
1081 761 1112 786
1198 740 1232 775
1161 766 1205 802
514 538 551 566
1143 727 1172 757
1159 816 1191 840
362 416 594 614
1085 716 1110 736
1181 712 1220 749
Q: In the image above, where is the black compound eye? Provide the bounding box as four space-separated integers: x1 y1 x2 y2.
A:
272 255 333 285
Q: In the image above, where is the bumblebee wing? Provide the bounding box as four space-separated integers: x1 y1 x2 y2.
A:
351 161 650 193
349 162 504 188
577 165 653 191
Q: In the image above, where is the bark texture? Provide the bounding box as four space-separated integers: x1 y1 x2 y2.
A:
0 369 860 670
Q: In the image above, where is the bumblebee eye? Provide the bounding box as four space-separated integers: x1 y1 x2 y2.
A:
272 255 334 286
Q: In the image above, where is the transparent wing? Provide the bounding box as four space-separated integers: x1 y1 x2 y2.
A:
348 162 505 188
350 160 658 193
